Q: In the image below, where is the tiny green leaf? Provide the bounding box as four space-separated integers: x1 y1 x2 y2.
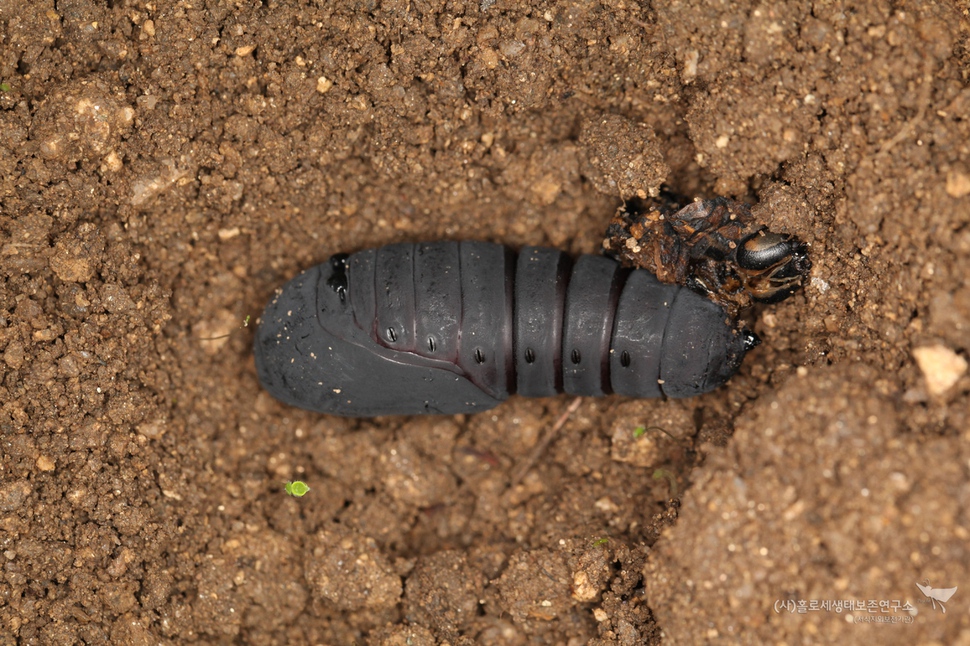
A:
633 425 674 440
284 480 310 497
592 537 609 547
0 83 10 92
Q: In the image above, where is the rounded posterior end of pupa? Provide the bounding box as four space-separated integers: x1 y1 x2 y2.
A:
659 289 752 398
253 267 323 410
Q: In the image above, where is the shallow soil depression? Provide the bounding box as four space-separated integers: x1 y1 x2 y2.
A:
1 1 969 644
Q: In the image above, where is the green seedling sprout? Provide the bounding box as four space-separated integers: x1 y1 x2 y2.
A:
633 425 674 440
592 537 609 547
284 480 310 497
0 83 10 92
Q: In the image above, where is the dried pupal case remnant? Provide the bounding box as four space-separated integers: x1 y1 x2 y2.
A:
604 195 812 318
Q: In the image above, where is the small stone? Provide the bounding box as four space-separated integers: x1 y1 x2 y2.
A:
137 419 167 439
913 345 967 396
218 227 241 241
572 570 599 602
3 341 25 369
102 150 123 172
946 170 970 198
682 50 699 83
316 76 333 93
32 329 56 342
36 455 56 471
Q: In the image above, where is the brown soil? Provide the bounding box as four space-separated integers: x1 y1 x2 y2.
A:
2 1 969 644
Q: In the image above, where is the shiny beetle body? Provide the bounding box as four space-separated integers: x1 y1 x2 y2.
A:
254 241 753 416
734 230 810 303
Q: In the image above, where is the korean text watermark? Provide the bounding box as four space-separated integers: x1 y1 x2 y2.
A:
774 598 916 624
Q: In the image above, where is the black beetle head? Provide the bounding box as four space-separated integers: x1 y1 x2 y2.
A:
737 231 794 270
736 231 811 303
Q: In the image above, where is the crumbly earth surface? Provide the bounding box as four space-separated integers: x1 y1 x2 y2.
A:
1 1 968 644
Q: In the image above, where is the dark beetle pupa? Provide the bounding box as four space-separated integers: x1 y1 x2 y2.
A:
254 241 757 417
